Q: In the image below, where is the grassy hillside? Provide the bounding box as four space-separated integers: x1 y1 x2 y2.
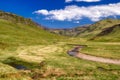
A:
49 19 120 42
0 14 66 47
0 11 68 79
0 10 43 28
77 19 120 41
92 24 120 42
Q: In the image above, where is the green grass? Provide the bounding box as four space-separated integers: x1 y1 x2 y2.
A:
77 19 120 41
0 43 120 80
93 25 120 42
0 19 66 47
81 42 120 59
0 16 120 80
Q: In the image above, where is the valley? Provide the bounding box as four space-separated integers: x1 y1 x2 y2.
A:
0 11 120 80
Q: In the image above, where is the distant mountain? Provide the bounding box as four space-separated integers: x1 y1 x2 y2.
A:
49 25 90 37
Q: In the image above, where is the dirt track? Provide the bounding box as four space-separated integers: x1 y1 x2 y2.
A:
68 45 120 65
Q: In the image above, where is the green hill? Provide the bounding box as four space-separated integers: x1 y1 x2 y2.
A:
0 11 66 48
92 24 120 42
76 19 120 41
0 10 42 27
49 19 120 42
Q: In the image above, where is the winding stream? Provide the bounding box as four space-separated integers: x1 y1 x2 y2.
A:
67 45 120 65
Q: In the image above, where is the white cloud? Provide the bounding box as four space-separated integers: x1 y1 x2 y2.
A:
34 10 49 15
34 3 120 21
65 0 101 3
65 0 73 3
74 21 80 23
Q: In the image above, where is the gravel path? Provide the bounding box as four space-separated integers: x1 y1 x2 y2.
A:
68 45 120 65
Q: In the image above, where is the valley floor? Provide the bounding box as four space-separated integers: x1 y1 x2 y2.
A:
0 41 120 80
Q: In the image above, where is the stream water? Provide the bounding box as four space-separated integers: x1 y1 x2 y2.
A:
10 63 28 70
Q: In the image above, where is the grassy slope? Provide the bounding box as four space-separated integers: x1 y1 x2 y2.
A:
0 17 67 79
0 19 65 46
77 19 120 41
50 18 120 42
93 24 120 42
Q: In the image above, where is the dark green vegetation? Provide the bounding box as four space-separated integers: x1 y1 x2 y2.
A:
0 11 120 80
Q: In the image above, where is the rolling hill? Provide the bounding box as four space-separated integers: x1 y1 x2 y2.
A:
0 11 66 48
49 18 120 42
78 19 120 41
92 24 120 42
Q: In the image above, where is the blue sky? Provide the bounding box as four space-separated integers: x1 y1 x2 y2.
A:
0 0 120 28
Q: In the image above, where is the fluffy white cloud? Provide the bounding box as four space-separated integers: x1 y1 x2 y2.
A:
65 0 101 3
65 0 73 3
34 3 120 21
34 10 49 15
76 0 100 2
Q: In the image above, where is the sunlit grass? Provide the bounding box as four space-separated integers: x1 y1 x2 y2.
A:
81 42 120 59
0 18 120 80
0 41 120 80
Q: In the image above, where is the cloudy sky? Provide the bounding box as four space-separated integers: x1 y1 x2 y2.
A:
0 0 120 28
